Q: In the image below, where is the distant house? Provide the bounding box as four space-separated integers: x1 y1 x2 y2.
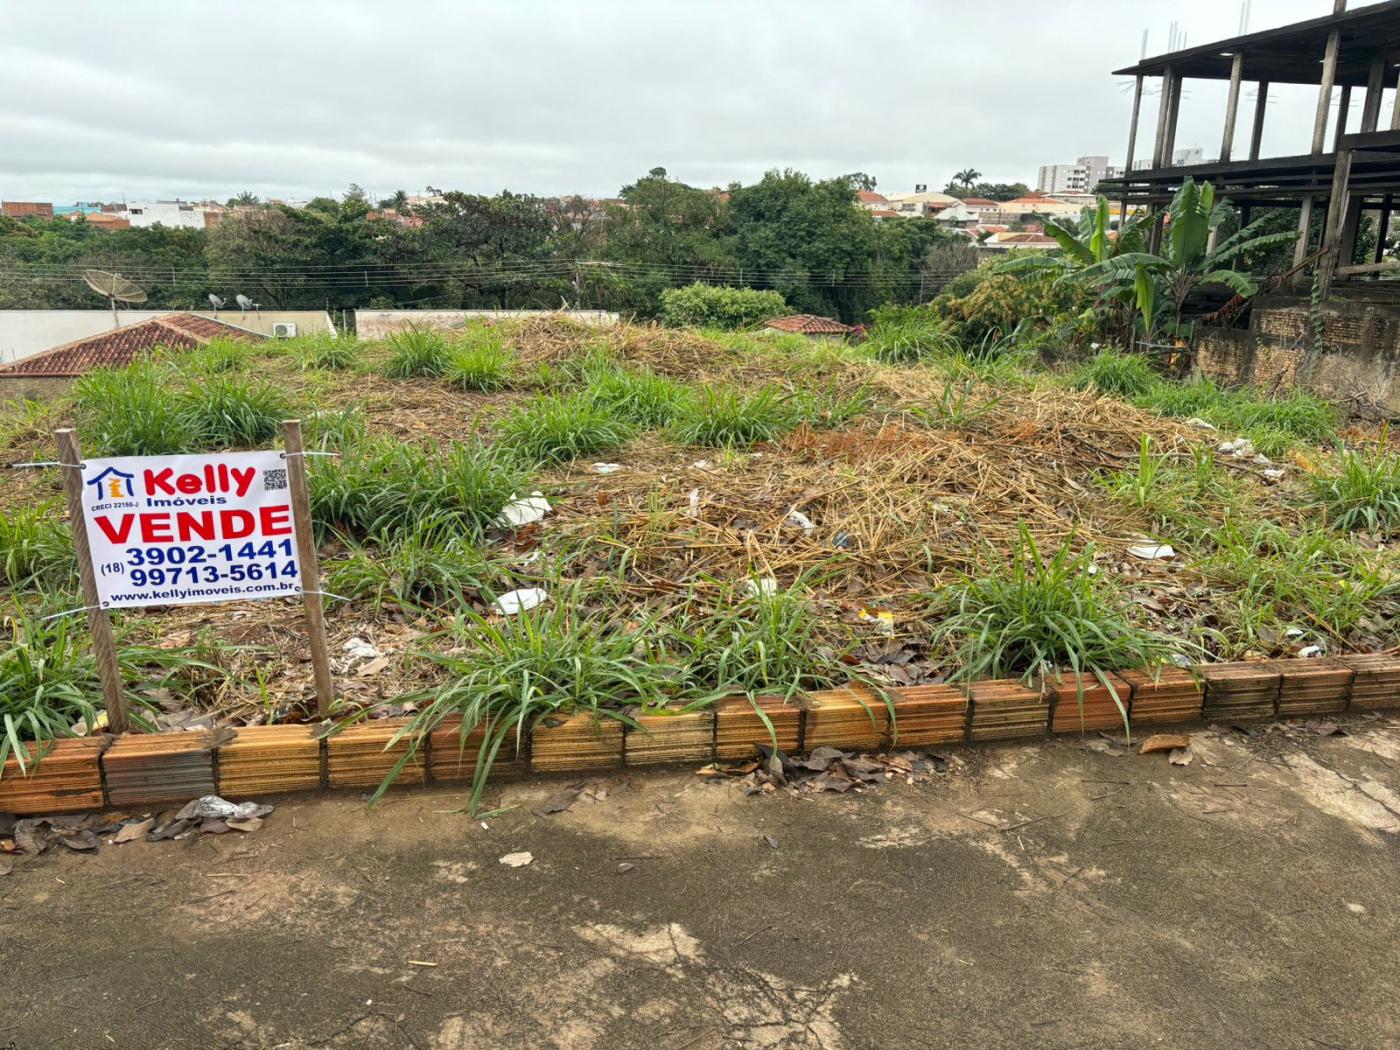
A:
763 314 857 339
0 313 266 398
856 190 892 213
65 211 130 229
1 201 54 219
983 193 1085 224
978 231 1059 252
884 187 960 217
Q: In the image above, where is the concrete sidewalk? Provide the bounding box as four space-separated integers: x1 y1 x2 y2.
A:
4 719 1398 1049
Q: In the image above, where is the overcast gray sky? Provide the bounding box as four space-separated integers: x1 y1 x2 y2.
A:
0 0 1377 204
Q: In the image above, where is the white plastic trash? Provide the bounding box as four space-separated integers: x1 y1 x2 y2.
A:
744 577 778 599
494 588 548 615
785 510 815 533
496 492 551 528
592 463 623 475
1127 543 1175 560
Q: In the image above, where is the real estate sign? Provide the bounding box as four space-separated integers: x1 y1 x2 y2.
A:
81 451 302 609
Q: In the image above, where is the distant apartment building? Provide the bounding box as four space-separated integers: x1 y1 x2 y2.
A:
116 200 207 229
1036 155 1123 194
1 201 54 219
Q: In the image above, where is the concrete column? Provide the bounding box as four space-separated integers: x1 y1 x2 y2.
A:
1311 30 1341 154
1220 53 1245 162
1249 81 1270 160
1360 57 1386 132
1152 66 1175 168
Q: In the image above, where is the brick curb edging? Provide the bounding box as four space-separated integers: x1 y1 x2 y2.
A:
3 655 1398 815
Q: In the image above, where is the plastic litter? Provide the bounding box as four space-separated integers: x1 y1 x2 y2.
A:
1218 438 1255 458
494 588 548 615
592 463 623 475
496 492 551 528
744 577 778 599
1185 418 1218 431
785 510 815 534
342 637 381 661
1298 645 1325 658
175 796 274 822
1127 543 1175 560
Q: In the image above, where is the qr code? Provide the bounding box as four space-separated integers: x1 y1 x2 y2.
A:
263 468 288 491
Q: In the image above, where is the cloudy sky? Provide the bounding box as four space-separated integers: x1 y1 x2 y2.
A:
0 0 1374 205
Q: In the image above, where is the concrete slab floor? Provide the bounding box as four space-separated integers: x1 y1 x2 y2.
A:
3 718 1398 1050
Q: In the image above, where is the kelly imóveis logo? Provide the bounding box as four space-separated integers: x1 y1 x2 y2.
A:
85 465 139 510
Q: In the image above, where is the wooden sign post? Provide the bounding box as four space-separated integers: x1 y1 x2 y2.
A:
282 420 335 718
55 429 129 733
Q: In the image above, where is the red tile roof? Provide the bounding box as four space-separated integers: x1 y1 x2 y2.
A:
0 313 265 377
857 190 890 205
764 314 855 335
959 197 1000 207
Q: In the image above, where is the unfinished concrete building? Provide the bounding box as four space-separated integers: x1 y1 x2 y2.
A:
1099 1 1400 412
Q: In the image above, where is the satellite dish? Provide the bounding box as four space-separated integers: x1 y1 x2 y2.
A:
235 294 259 316
83 269 148 328
208 293 225 313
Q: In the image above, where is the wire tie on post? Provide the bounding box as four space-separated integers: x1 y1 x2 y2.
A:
42 604 99 621
279 451 340 459
11 460 85 469
301 590 351 602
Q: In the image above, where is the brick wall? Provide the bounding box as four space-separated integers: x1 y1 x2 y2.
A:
1196 297 1400 413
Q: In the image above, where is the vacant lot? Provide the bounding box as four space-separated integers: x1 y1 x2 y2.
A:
4 718 1398 1049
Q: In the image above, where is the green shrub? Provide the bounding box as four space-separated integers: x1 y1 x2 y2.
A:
660 283 787 330
1073 351 1157 398
500 393 633 464
75 362 196 455
668 386 794 447
384 327 452 378
181 374 288 448
310 436 527 541
1313 445 1400 535
0 505 73 589
444 339 513 392
929 527 1192 698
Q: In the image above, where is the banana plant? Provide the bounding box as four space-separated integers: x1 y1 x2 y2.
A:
1079 178 1298 341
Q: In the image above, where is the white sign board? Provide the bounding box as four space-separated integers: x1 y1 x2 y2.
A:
81 451 302 609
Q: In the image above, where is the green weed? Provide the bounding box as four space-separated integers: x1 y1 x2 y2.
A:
0 505 73 589
444 339 513 393
1312 444 1400 535
328 519 494 612
929 526 1192 688
75 362 196 455
180 374 288 448
384 328 452 378
583 367 690 427
1072 350 1156 398
500 393 633 464
668 386 794 448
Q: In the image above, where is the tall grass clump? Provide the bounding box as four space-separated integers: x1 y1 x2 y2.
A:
75 362 196 455
384 327 452 378
328 518 494 612
862 307 960 364
500 392 633 464
294 333 358 371
1197 520 1391 652
0 506 74 589
0 608 220 774
583 366 691 427
929 526 1192 690
1072 350 1156 398
665 583 844 701
180 374 288 448
174 338 246 376
1129 377 1337 456
444 334 513 392
362 599 675 809
309 436 527 541
668 386 794 448
1312 444 1400 535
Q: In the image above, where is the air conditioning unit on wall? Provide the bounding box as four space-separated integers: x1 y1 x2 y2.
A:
272 322 297 338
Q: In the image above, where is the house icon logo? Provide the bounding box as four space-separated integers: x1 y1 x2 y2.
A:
86 466 136 503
